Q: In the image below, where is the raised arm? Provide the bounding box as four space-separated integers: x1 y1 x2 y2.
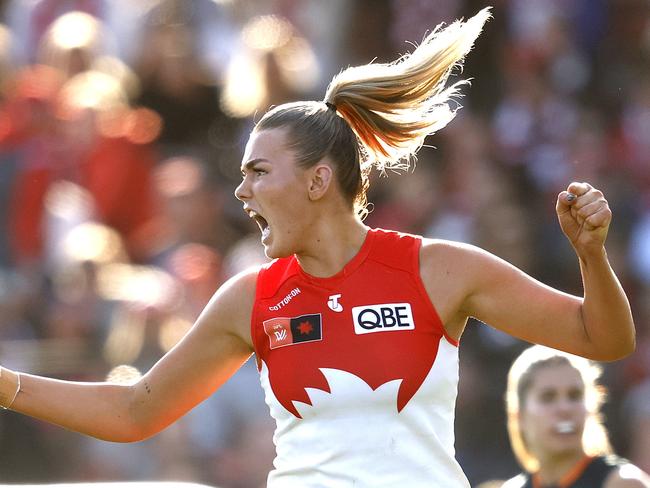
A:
420 182 635 361
0 268 258 442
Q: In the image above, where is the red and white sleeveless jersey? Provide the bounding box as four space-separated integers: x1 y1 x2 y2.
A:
251 228 469 487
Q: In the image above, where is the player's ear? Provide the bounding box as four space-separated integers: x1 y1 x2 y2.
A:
307 163 333 201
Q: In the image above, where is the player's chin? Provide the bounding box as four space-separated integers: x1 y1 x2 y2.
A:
263 241 293 260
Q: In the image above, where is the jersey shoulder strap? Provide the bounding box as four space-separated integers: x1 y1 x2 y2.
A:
255 256 298 300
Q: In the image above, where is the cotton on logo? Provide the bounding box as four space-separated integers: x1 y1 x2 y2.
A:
328 294 343 312
269 288 301 311
352 303 415 335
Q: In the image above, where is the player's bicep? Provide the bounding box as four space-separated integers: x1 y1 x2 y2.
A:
460 246 589 354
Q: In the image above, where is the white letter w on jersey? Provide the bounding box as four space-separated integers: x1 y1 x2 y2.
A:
328 294 343 312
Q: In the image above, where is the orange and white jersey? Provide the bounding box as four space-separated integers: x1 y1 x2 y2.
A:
251 228 469 487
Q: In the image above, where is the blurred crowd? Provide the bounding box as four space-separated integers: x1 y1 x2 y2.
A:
0 0 649 487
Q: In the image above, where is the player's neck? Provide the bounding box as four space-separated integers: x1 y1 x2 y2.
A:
534 450 590 487
295 216 368 278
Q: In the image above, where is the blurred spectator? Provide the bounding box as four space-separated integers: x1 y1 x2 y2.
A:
0 22 18 266
4 0 149 65
6 68 161 265
626 377 650 474
220 13 319 118
630 203 650 284
134 19 231 152
150 155 241 259
0 21 10 84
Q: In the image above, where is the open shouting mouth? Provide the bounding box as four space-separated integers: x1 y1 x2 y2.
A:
247 209 271 242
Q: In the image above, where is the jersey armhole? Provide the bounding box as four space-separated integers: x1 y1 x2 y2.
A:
250 266 266 370
412 238 460 347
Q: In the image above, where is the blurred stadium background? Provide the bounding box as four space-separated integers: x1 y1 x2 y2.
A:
0 0 649 486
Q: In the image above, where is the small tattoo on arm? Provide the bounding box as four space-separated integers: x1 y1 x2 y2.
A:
144 381 151 394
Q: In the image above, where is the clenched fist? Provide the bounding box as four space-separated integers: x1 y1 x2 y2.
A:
556 182 611 256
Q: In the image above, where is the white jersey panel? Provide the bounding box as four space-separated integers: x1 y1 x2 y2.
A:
259 337 469 487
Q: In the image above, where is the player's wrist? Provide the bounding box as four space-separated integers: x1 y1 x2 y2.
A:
575 244 608 266
0 366 21 409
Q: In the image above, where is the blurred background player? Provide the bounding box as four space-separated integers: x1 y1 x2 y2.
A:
502 345 650 488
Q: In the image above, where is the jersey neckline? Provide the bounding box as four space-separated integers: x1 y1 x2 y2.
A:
292 227 377 285
532 455 595 488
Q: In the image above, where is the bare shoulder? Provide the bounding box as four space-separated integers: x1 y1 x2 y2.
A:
420 238 502 264
196 266 260 349
419 238 501 290
418 239 494 339
420 236 551 300
605 464 650 488
420 237 473 255
210 266 259 307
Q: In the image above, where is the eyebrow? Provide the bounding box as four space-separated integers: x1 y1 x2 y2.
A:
241 158 270 173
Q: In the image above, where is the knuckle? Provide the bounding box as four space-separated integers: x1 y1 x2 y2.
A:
567 181 580 190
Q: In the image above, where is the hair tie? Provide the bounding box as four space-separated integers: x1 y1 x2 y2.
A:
325 101 337 112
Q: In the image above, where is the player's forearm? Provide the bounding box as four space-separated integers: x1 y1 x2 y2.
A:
578 247 635 361
7 371 143 442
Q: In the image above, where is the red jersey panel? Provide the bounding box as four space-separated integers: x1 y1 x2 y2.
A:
252 227 451 418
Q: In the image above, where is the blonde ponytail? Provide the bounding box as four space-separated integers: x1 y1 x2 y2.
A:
255 8 490 218
324 7 491 172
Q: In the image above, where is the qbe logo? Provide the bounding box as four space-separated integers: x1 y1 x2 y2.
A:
352 303 415 335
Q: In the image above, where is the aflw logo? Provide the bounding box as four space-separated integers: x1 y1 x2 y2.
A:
352 303 415 335
263 314 322 349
